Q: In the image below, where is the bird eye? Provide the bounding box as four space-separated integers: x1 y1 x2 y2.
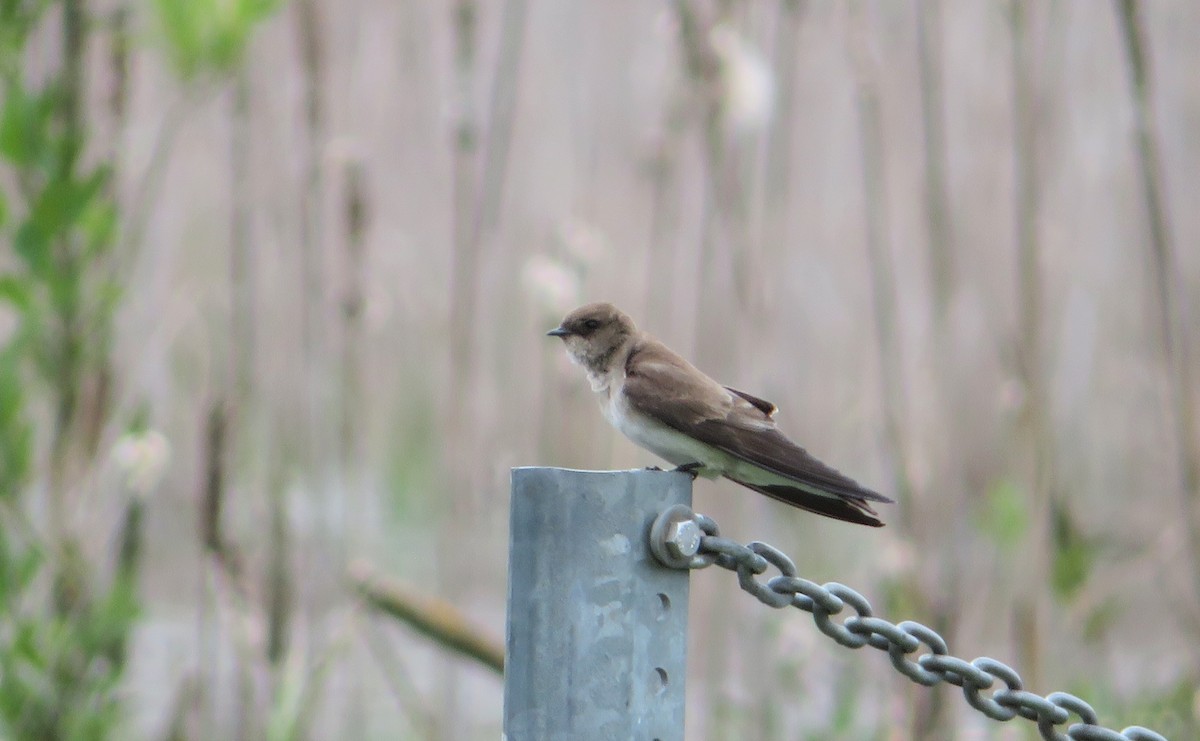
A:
583 319 602 331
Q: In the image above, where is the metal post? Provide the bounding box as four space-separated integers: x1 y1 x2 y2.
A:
504 467 692 741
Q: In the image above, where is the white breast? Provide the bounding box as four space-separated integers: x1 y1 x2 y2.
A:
603 385 730 473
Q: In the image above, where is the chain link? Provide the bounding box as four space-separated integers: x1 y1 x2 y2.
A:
652 508 1170 741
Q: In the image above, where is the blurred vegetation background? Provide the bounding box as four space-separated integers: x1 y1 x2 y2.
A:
0 0 1198 739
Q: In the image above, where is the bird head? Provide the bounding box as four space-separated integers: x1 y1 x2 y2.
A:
547 302 637 372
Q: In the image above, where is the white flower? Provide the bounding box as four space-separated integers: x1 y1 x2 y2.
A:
522 255 581 317
111 429 171 496
554 218 609 268
710 24 775 135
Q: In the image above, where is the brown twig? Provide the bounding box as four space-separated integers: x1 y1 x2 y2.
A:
448 0 479 397
108 6 130 122
200 399 244 588
668 5 732 732
758 0 805 254
159 674 201 741
265 480 292 666
442 1 491 732
339 160 368 469
230 70 255 408
448 0 528 435
209 74 268 710
910 3 969 733
294 0 328 471
472 0 529 245
1114 0 1200 630
349 560 505 676
1009 0 1054 694
673 0 758 317
848 3 951 736
915 0 955 325
108 494 144 665
846 1 916 516
47 0 88 550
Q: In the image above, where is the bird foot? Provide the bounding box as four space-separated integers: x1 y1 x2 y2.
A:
644 465 664 472
671 462 704 480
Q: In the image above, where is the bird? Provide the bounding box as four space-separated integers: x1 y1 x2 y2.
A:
547 302 892 527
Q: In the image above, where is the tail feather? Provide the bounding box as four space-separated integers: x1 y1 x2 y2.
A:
727 477 884 527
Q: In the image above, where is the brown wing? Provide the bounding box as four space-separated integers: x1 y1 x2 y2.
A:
724 386 777 416
727 478 883 527
623 342 892 506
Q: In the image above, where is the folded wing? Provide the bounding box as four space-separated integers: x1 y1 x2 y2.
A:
624 342 891 526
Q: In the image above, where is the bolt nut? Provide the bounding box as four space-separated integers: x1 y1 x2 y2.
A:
664 519 701 560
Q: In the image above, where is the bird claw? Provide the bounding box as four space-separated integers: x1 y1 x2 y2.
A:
672 462 704 480
644 465 664 472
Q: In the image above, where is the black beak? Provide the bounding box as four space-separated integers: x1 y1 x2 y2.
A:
546 327 570 338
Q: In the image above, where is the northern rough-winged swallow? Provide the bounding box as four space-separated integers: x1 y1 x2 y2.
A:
548 302 892 527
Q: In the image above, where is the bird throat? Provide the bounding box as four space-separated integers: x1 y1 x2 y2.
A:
577 344 621 393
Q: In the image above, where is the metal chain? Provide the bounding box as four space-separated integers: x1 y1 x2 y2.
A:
649 505 1170 741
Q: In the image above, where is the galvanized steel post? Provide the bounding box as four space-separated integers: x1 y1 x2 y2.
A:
503 467 692 741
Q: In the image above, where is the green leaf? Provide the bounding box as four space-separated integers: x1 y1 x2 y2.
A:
0 0 50 50
0 80 53 167
0 531 44 600
152 0 205 79
0 348 33 494
152 0 286 80
30 165 109 238
84 575 139 660
0 274 31 311
81 197 118 256
12 166 113 308
1081 598 1120 643
13 219 49 275
46 266 82 326
1050 502 1098 600
979 479 1028 550
267 658 309 741
12 620 45 668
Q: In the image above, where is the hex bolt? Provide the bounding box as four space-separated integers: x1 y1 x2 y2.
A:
663 518 701 561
